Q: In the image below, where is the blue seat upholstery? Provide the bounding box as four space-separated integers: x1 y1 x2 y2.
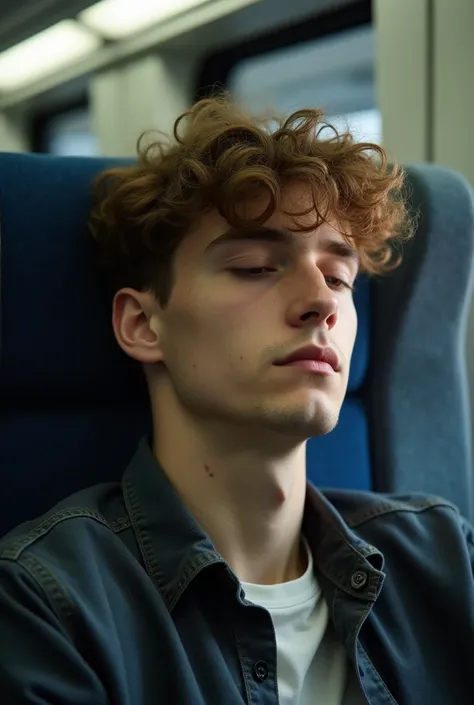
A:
0 154 473 537
306 274 371 490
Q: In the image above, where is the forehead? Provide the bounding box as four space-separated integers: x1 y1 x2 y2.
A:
179 182 350 262
254 182 325 227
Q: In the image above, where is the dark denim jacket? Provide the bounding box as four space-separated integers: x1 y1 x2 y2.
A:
1 436 473 704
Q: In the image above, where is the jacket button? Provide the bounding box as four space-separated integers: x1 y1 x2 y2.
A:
351 571 368 590
254 661 268 682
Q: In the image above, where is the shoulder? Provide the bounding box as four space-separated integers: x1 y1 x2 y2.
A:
322 486 474 558
0 480 129 575
321 487 461 525
0 482 139 703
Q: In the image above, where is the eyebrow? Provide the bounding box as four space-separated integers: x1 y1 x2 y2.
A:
204 225 360 270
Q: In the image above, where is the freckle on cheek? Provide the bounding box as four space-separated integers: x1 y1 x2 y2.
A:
204 464 215 478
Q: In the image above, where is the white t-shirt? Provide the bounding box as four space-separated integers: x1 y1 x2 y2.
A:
241 537 366 704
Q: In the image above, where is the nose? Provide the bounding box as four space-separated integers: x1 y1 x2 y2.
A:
286 269 339 331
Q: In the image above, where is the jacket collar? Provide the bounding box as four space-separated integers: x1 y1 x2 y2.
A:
122 437 385 611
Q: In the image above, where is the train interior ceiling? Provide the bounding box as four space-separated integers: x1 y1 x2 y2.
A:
0 0 474 516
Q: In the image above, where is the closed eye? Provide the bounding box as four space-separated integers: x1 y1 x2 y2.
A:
325 276 355 292
229 268 355 291
229 267 276 278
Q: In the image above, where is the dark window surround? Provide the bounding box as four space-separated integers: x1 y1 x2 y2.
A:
30 94 89 154
30 0 371 153
194 0 372 99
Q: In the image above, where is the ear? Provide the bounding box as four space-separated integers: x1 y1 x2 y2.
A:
112 288 163 364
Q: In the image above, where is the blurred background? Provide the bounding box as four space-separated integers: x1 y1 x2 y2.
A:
1 0 470 176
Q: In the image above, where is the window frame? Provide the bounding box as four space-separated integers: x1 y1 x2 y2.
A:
194 0 372 99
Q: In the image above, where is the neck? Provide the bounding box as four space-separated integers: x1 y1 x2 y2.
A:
152 396 308 585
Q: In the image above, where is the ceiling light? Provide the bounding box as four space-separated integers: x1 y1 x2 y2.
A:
79 0 208 40
0 20 101 92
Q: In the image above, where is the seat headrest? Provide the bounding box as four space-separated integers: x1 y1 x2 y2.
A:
0 153 147 407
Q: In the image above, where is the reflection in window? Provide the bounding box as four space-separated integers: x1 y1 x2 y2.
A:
229 25 381 144
42 107 99 156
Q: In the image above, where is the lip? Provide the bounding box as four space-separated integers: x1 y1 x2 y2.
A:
281 359 336 375
274 345 340 372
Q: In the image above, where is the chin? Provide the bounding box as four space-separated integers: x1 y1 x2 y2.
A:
251 399 341 439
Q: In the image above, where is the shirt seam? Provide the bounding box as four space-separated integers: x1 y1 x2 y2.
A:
233 624 253 705
359 645 397 703
109 516 132 533
122 474 160 585
0 507 121 561
347 499 459 529
5 550 77 628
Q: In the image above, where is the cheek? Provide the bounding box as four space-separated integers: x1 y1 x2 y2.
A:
338 303 358 351
192 287 262 332
164 289 254 350
349 314 358 356
349 303 358 336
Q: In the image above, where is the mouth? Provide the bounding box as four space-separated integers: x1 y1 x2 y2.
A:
277 359 336 375
274 345 340 375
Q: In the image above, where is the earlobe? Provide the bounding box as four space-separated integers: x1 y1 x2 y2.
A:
112 288 163 364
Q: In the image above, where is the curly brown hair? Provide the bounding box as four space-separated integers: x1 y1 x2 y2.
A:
89 93 414 307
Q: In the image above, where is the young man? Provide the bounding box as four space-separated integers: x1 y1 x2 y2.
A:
1 96 473 705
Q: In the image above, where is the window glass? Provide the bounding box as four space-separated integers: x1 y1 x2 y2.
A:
229 25 380 144
42 107 99 156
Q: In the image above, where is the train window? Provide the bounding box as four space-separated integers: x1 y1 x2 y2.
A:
38 106 99 156
228 25 381 144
